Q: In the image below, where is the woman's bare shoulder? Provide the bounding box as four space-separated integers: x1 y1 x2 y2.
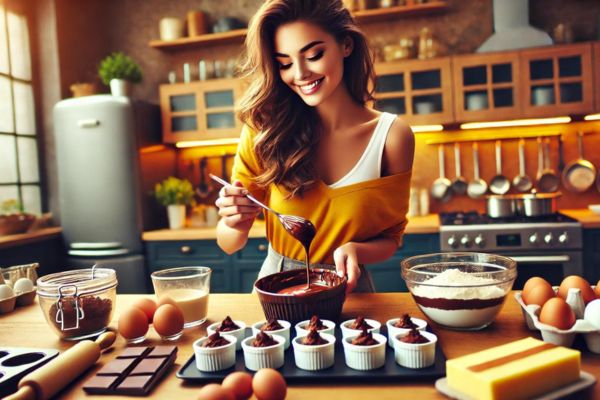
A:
384 116 415 174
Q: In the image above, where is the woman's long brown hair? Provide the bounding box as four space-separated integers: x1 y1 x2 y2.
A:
237 0 375 198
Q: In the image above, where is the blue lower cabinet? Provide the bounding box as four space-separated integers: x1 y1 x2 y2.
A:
368 233 440 293
145 234 439 294
232 239 269 293
583 229 600 283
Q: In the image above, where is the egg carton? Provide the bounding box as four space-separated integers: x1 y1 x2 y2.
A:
515 287 600 353
0 263 38 314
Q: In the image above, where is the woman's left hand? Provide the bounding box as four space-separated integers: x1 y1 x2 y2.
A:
333 243 360 294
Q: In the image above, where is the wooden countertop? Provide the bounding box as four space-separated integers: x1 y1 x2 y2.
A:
1 293 598 399
142 214 440 241
0 227 62 249
562 208 600 228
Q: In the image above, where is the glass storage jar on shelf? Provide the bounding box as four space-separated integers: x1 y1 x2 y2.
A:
37 267 117 340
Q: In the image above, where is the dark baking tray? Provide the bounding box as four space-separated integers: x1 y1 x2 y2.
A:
177 327 446 383
0 347 59 397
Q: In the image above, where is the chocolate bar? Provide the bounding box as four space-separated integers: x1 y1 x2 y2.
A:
83 345 177 395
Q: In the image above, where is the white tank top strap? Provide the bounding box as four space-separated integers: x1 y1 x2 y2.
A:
328 112 397 188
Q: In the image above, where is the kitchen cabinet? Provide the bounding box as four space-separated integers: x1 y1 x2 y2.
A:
368 233 440 292
145 234 438 293
159 78 245 143
519 43 594 118
452 52 522 122
373 58 454 125
583 228 600 284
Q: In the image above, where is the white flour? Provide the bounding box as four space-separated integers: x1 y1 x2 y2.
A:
411 268 505 300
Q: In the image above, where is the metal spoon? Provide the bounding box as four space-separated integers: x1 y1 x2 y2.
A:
451 142 468 195
489 140 510 194
467 142 488 198
431 144 452 202
513 138 533 192
210 173 316 288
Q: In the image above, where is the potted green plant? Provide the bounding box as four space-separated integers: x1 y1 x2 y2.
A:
154 177 195 229
98 52 143 96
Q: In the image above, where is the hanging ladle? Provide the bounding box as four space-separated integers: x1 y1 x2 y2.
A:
209 174 316 289
513 138 533 192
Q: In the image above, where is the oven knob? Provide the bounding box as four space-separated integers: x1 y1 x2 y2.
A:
474 234 486 248
558 232 569 244
447 235 458 249
529 233 539 245
460 235 471 248
544 232 554 245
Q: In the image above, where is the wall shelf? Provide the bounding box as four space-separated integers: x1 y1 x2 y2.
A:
148 2 448 51
352 1 448 24
149 29 247 51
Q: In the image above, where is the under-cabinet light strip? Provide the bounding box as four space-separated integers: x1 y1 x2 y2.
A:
460 117 571 130
411 125 444 133
584 113 600 121
175 138 241 148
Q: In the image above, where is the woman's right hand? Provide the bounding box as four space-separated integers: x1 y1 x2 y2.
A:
215 180 262 231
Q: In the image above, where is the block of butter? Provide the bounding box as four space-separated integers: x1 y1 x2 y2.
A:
446 337 580 400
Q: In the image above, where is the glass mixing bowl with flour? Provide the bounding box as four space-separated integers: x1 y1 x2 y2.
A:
401 253 516 330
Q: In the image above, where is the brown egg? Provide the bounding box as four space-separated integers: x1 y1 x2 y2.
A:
118 307 149 340
522 279 555 306
522 277 550 297
558 275 596 304
132 298 157 323
539 297 576 330
222 372 253 400
252 368 287 400
197 384 235 400
157 295 177 308
595 280 600 298
153 304 184 338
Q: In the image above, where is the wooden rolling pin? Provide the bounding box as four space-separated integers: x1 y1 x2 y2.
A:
6 331 116 400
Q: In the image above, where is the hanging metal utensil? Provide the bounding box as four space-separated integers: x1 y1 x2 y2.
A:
451 142 468 195
430 144 452 201
537 138 559 193
561 131 596 193
467 142 488 199
513 138 533 193
196 157 210 199
489 140 510 194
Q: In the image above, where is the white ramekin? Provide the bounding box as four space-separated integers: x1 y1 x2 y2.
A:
241 334 286 371
207 320 247 351
385 317 427 348
251 320 291 350
193 334 237 372
342 332 387 370
340 318 381 339
294 319 336 337
392 330 437 369
292 332 336 371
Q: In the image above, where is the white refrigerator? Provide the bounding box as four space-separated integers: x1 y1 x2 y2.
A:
53 95 158 293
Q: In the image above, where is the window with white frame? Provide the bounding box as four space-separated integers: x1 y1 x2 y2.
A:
0 3 41 215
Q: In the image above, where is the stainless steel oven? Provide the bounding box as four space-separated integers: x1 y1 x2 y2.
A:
439 212 583 289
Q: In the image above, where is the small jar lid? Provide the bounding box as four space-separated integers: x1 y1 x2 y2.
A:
37 268 117 298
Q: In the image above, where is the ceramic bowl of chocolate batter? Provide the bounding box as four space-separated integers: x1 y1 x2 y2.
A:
401 253 516 330
254 268 347 324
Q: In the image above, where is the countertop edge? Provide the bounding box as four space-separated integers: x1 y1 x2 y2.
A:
0 227 63 249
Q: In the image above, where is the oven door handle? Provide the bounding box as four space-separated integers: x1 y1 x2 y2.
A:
509 255 571 263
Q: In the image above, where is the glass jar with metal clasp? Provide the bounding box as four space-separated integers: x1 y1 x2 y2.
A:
37 266 117 340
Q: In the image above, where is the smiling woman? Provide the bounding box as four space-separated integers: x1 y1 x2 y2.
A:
214 0 415 294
